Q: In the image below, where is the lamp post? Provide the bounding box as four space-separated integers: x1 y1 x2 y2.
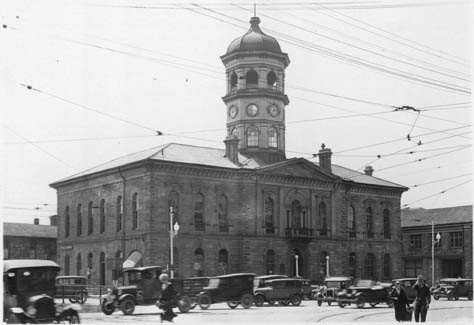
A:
169 207 180 278
431 220 441 285
295 255 299 277
326 255 330 277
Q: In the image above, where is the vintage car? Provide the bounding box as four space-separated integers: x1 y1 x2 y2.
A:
55 276 88 304
432 278 473 301
315 277 353 306
336 279 393 308
392 278 417 303
101 266 197 315
253 274 288 290
3 259 81 324
254 278 306 307
198 273 255 309
172 277 209 309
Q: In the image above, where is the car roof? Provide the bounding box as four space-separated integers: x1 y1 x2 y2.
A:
440 278 473 282
211 273 256 279
124 266 163 272
56 275 88 280
392 278 417 282
325 277 352 282
255 275 288 280
3 259 60 272
267 278 302 283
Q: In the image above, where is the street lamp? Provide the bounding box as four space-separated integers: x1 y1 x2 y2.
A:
326 255 330 277
295 255 299 277
432 221 441 286
169 207 180 278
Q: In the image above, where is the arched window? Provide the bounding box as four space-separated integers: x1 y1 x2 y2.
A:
365 253 376 279
76 204 82 236
113 250 122 281
132 192 139 230
116 196 122 232
65 206 70 238
268 127 278 148
76 253 82 276
349 253 356 278
87 253 93 280
218 249 228 275
267 71 277 89
290 200 302 228
194 248 204 277
64 255 70 276
383 254 391 280
88 201 93 235
319 202 328 236
266 250 275 275
247 126 259 147
348 205 356 238
99 199 105 234
230 72 238 90
366 207 374 239
383 209 391 239
100 252 106 285
264 197 274 234
319 251 328 280
218 194 228 232
194 193 205 231
246 70 258 88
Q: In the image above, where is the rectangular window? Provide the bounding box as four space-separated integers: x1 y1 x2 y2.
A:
405 259 423 278
410 234 422 249
449 231 463 248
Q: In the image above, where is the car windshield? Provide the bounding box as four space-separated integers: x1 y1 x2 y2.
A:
355 280 374 287
207 278 220 288
126 271 142 285
326 281 342 289
17 267 58 291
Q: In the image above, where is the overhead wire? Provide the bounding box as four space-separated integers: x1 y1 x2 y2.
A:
411 172 472 188
402 178 472 207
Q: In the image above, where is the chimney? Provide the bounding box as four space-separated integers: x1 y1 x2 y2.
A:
364 166 374 176
224 135 240 164
318 143 332 173
34 218 40 225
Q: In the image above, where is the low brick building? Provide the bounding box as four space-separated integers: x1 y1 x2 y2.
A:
3 218 57 261
49 15 408 286
401 205 473 285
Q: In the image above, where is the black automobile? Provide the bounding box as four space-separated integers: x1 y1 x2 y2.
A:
101 266 193 315
55 276 88 304
315 277 353 306
253 274 288 290
254 278 305 307
336 279 393 308
3 259 81 323
198 273 255 309
432 278 473 301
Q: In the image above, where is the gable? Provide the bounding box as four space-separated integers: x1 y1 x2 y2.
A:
257 158 337 182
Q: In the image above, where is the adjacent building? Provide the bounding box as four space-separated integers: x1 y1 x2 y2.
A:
50 16 408 285
401 205 473 285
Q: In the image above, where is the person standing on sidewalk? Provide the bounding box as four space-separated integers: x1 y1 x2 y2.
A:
413 274 431 322
391 281 411 322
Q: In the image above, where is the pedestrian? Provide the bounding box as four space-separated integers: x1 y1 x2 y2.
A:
157 273 178 323
413 274 431 322
391 281 411 322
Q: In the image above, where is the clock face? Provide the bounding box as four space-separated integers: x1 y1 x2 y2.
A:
269 104 279 117
246 104 259 117
229 106 238 118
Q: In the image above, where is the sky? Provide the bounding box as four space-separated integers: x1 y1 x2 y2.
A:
1 0 472 225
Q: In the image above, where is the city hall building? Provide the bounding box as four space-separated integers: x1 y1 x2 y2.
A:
50 16 408 285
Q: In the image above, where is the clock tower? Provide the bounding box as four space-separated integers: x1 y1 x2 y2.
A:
221 16 290 165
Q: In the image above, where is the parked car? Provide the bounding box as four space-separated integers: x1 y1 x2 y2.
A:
391 278 417 303
171 277 209 309
55 276 88 304
253 274 288 290
3 259 81 323
198 273 255 309
254 278 306 307
336 279 393 308
315 277 353 306
101 266 193 315
432 278 473 301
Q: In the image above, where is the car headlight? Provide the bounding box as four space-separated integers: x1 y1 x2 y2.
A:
118 289 122 295
26 305 37 316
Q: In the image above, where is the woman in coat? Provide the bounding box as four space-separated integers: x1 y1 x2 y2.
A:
391 281 411 322
157 273 178 323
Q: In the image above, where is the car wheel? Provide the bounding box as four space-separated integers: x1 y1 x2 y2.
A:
240 293 253 309
7 313 23 324
356 296 366 308
268 299 276 305
178 295 191 313
317 298 323 306
66 311 81 323
433 294 439 300
69 298 77 303
199 294 212 310
75 291 88 304
327 300 332 306
338 302 345 308
370 303 377 307
254 295 265 307
227 301 239 309
279 300 290 306
291 294 302 306
101 300 115 315
454 295 459 301
119 297 136 315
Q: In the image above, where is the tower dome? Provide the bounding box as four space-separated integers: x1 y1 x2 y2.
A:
226 17 282 54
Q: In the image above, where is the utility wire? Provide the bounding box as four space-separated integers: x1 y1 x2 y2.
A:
402 178 472 207
411 173 472 188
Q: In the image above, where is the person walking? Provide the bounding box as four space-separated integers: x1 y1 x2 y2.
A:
413 274 431 322
391 281 411 322
157 273 178 323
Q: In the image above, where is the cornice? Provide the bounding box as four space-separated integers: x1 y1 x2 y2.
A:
222 90 289 106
